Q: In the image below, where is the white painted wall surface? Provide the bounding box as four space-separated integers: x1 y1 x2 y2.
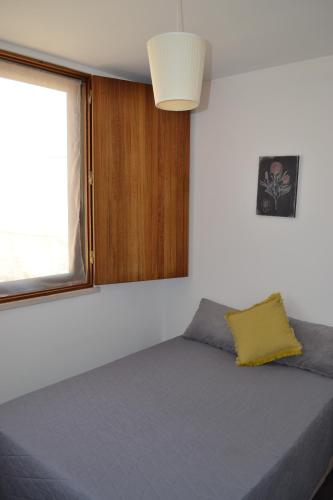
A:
164 55 333 338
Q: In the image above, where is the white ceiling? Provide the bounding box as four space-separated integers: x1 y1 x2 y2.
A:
1 0 333 81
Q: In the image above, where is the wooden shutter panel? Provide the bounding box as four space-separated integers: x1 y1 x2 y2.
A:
92 76 189 284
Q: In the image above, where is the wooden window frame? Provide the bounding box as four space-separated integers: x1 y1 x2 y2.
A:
0 49 94 304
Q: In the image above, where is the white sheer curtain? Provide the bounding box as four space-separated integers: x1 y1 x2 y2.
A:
0 59 87 297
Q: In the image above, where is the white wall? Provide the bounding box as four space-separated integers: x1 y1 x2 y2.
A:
164 55 333 338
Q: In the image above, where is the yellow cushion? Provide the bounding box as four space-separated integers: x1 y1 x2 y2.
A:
224 293 302 366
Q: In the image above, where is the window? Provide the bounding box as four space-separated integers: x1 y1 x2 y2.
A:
0 52 92 302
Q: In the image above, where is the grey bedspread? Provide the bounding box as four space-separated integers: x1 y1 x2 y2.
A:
0 337 333 500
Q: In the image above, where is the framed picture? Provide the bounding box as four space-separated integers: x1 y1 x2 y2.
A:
256 156 299 217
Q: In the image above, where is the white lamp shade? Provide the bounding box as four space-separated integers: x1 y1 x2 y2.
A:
147 32 206 111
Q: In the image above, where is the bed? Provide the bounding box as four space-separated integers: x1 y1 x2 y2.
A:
0 334 333 500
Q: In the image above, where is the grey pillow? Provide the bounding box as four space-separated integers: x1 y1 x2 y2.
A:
183 298 236 354
183 298 333 379
278 317 333 378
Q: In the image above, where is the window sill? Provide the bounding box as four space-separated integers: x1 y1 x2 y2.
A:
0 286 101 311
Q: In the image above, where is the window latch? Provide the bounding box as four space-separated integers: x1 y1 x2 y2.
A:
88 171 93 186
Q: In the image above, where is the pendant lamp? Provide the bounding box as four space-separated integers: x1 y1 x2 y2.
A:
147 0 206 111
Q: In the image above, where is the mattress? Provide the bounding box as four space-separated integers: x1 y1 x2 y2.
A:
0 337 333 500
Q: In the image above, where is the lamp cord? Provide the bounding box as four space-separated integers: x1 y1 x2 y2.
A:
176 0 184 31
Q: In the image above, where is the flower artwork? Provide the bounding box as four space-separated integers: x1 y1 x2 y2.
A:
256 156 299 217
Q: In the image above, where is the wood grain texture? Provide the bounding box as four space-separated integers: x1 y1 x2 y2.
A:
92 76 189 284
0 49 90 80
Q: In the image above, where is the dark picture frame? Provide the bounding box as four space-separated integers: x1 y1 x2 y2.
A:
256 156 299 217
